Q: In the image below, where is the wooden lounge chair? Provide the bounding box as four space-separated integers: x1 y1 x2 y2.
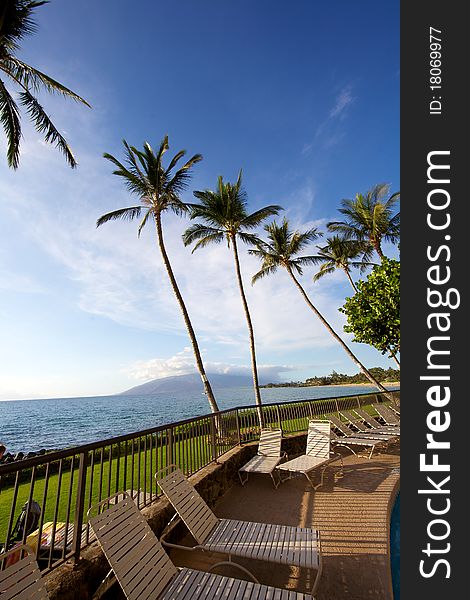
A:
339 410 397 437
88 492 315 600
156 466 322 595
352 408 400 435
276 421 343 489
372 403 400 426
0 545 49 599
238 428 287 488
329 415 397 442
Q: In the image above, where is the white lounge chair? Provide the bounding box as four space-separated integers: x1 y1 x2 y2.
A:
238 428 287 488
156 466 322 595
0 544 49 599
276 421 343 489
88 492 315 600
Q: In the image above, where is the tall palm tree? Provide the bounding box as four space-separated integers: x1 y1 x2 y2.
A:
250 218 394 399
0 0 90 169
327 183 400 261
311 235 375 293
97 137 220 414
183 171 282 419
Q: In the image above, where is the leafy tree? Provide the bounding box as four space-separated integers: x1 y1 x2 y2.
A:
183 171 282 419
340 258 400 364
0 0 90 168
327 183 400 261
97 137 220 414
250 218 394 399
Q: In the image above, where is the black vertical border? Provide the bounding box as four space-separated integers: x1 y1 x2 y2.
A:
401 1 464 597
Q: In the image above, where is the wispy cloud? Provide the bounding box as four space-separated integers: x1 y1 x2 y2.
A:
329 84 355 119
304 83 356 153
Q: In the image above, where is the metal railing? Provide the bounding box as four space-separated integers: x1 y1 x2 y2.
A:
0 389 399 572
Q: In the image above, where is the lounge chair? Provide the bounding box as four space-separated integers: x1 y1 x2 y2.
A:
238 428 287 488
0 544 49 599
372 403 400 426
156 466 322 595
276 420 343 489
88 492 315 600
329 415 397 442
352 408 400 435
339 410 396 437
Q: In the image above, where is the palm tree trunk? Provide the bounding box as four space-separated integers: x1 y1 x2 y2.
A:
231 236 264 426
155 214 220 413
389 349 400 367
286 266 395 401
344 268 358 293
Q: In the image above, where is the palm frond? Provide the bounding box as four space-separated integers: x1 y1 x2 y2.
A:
0 1 47 52
190 232 225 252
18 88 76 167
137 208 153 237
252 264 279 284
241 204 283 229
182 223 222 247
0 76 21 168
96 206 143 228
237 232 264 247
1 57 91 106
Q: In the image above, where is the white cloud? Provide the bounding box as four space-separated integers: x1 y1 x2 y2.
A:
124 347 295 383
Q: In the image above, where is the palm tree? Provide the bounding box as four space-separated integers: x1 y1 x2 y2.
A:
311 235 375 293
97 137 220 414
183 171 282 420
0 0 90 168
250 218 394 399
327 183 400 261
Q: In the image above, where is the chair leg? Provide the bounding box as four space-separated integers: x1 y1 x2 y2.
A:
311 532 323 597
209 556 260 583
238 470 248 486
92 569 116 600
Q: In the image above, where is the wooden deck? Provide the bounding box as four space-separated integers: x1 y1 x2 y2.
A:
168 443 400 600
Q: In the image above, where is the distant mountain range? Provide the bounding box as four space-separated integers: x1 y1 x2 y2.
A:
120 372 269 395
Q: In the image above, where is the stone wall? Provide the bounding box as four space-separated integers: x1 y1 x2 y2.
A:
43 432 308 599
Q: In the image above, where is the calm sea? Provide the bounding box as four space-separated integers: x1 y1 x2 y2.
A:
0 385 398 454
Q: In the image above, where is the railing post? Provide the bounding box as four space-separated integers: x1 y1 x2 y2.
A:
235 409 242 445
334 398 340 417
210 415 218 463
72 451 88 563
167 428 174 467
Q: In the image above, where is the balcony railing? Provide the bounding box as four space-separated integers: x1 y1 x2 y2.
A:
0 389 399 572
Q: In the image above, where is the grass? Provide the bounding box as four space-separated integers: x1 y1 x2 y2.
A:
0 395 391 546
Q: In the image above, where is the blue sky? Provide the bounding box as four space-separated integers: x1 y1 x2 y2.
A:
0 0 400 400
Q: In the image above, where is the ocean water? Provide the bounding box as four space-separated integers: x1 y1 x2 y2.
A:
0 385 397 454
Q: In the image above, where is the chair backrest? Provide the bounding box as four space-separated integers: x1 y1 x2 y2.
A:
88 493 177 600
353 408 381 428
373 404 400 425
156 467 219 545
0 545 49 599
328 415 353 437
372 404 400 425
258 428 283 457
340 410 368 431
306 421 331 458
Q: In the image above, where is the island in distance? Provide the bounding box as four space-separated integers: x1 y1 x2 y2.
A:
120 373 275 395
